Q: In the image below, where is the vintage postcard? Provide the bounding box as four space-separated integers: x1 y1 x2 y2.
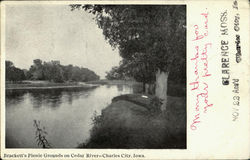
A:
0 0 249 159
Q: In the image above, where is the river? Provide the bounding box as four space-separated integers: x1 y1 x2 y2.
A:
5 84 134 148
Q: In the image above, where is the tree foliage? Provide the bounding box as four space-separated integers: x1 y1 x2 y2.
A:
28 59 45 80
70 5 186 84
42 61 64 83
6 60 100 83
6 61 26 82
29 59 100 82
105 66 121 80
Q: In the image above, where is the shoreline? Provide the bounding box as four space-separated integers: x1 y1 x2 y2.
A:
5 81 100 90
80 94 186 148
5 85 99 90
5 80 140 90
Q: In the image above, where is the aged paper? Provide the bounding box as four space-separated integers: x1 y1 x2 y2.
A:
1 0 249 159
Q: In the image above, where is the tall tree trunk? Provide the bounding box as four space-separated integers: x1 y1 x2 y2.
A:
155 69 169 111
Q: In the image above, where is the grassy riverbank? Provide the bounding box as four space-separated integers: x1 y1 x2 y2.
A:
79 94 186 149
6 81 99 90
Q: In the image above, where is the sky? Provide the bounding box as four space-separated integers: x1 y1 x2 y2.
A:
5 4 121 78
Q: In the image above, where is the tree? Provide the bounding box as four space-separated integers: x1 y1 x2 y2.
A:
119 53 156 94
29 59 45 80
70 5 186 111
43 61 64 83
6 59 100 83
62 64 74 81
105 66 125 80
6 60 26 82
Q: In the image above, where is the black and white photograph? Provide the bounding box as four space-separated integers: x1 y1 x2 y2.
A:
4 4 186 149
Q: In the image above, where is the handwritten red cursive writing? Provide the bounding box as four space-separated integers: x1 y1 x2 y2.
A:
201 43 212 77
190 10 213 131
189 46 200 91
202 82 213 113
190 113 200 130
192 12 209 41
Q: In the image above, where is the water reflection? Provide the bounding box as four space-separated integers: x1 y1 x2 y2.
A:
6 88 94 110
30 90 63 109
6 85 133 148
5 90 27 106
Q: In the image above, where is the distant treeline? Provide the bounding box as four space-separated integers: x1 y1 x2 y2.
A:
6 59 100 83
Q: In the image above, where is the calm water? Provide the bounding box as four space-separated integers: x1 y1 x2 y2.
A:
6 85 133 148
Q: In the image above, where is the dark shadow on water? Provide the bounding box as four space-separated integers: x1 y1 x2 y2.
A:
5 90 27 106
30 89 63 109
